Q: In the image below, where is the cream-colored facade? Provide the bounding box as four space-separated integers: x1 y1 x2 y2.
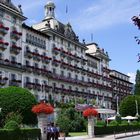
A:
0 0 133 109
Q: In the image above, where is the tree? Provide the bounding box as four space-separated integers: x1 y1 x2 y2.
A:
134 70 140 95
119 95 140 117
0 86 37 125
132 15 140 45
56 107 86 133
132 15 140 61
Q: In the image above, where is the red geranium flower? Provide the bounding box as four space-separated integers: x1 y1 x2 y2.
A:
32 102 54 115
83 107 98 117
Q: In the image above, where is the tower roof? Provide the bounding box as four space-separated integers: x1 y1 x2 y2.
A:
46 1 55 7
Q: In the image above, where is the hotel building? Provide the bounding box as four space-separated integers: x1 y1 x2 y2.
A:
0 0 133 110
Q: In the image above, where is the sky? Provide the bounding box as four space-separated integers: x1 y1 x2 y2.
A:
12 0 140 83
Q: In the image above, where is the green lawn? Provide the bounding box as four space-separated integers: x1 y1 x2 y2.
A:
69 132 87 137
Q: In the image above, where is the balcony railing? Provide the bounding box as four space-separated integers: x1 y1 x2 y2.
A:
52 47 60 55
0 40 9 51
9 79 21 87
42 56 51 64
0 77 8 86
10 30 22 40
2 59 22 68
24 50 33 59
52 59 61 67
10 45 22 54
32 52 41 61
0 24 9 35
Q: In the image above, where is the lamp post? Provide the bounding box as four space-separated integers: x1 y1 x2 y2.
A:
135 100 139 116
116 96 119 115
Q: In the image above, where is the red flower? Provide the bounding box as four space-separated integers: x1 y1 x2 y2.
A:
32 102 54 115
83 107 98 117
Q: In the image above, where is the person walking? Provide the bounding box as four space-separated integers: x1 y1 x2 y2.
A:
47 123 51 140
54 124 60 140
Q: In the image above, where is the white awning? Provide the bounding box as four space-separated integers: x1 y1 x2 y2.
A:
96 108 116 114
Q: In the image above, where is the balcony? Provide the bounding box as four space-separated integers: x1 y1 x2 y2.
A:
32 52 41 61
102 67 111 73
0 24 9 35
42 84 52 92
9 79 21 87
10 30 22 40
25 82 34 89
10 61 22 68
33 67 41 75
42 56 51 64
24 50 33 59
0 77 8 86
0 40 9 51
0 58 23 71
34 83 42 91
60 62 69 69
52 59 61 67
24 65 34 72
52 47 60 55
10 45 22 54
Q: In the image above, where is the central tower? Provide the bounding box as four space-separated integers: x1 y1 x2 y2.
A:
44 1 55 19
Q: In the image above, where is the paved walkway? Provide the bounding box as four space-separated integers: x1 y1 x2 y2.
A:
62 131 140 140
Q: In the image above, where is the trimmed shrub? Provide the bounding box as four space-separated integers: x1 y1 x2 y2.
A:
95 125 140 135
0 128 41 140
4 120 20 130
96 120 106 127
5 112 22 125
0 87 37 125
119 120 129 126
108 120 119 126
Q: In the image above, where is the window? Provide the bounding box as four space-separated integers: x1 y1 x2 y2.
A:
61 84 64 89
11 56 16 62
52 68 56 74
12 16 16 24
61 71 64 76
34 78 39 84
68 72 71 78
53 35 55 41
26 46 30 52
53 83 56 88
75 75 78 80
34 63 38 68
26 77 30 83
0 52 3 59
82 76 84 82
25 60 30 66
11 73 16 80
69 86 72 90
42 65 46 69
0 9 4 17
61 38 63 44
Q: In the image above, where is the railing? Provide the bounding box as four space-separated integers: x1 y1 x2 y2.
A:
10 45 22 54
10 30 22 40
0 24 9 35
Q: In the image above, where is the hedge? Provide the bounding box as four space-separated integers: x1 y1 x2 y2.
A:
95 125 140 135
0 128 41 140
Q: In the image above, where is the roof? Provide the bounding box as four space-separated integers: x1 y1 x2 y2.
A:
22 23 51 39
86 53 100 61
0 0 27 20
0 0 19 12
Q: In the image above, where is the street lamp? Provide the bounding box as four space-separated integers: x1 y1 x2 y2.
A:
116 96 120 115
135 100 139 116
0 108 2 113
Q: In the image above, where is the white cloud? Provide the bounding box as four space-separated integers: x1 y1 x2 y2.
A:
127 72 136 83
71 0 140 32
